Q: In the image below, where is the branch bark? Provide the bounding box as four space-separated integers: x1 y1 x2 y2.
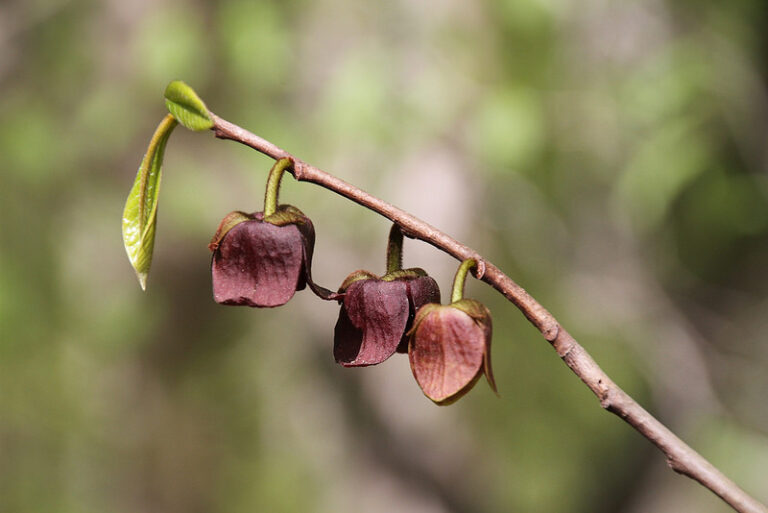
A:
210 113 767 513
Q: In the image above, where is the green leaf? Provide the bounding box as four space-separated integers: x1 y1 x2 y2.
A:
164 80 213 131
122 114 178 290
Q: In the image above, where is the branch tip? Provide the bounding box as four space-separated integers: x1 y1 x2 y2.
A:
473 258 486 279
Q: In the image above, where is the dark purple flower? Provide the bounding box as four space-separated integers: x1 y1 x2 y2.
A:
209 205 315 308
334 269 440 367
408 299 496 405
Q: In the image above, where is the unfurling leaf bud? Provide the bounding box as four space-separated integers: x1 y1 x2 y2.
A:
210 205 315 307
122 114 178 290
164 80 214 131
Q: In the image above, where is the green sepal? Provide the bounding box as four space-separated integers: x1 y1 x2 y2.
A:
263 204 308 227
381 267 428 282
451 298 491 323
208 211 253 252
164 80 214 131
338 270 379 293
122 114 178 290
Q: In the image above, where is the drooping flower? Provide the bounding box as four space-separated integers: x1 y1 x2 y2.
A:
208 157 334 308
408 258 496 404
408 298 495 404
209 205 316 307
334 268 440 366
333 224 440 366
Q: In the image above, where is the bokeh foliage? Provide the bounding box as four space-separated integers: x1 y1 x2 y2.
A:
1 0 767 512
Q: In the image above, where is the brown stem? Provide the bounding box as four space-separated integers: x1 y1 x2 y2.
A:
210 112 767 513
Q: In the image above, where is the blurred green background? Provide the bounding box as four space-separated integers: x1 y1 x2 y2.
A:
1 0 767 512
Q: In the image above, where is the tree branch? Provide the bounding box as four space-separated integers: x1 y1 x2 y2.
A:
210 113 767 513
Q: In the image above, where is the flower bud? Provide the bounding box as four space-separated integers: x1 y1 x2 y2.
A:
408 298 496 405
209 205 315 307
334 268 440 367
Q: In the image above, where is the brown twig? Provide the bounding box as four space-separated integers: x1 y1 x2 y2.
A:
210 112 767 513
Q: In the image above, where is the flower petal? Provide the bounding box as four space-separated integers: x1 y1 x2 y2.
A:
453 299 496 393
334 279 409 366
396 274 441 353
407 275 441 307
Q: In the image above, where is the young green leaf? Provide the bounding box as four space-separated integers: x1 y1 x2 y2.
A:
122 114 178 290
164 80 214 131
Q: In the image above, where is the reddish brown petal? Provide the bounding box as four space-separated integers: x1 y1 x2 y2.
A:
407 275 441 308
268 205 315 293
212 218 305 307
396 274 441 353
409 305 486 404
332 304 364 363
334 279 409 366
265 204 342 301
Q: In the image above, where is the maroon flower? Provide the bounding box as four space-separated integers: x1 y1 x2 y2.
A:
408 298 496 404
334 268 440 367
209 205 315 307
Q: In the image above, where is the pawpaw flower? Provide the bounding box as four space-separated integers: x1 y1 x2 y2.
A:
408 299 496 404
207 158 334 308
209 205 316 307
408 258 496 404
333 224 440 366
334 268 441 366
